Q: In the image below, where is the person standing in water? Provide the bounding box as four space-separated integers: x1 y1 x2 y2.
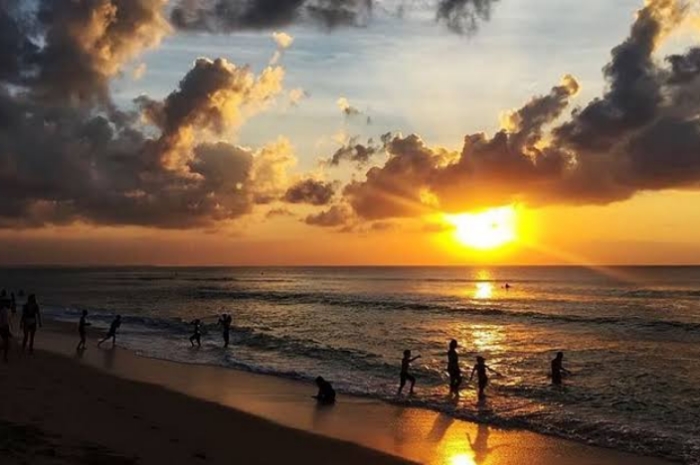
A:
218 314 232 348
20 294 41 353
551 351 570 386
189 319 202 347
397 350 421 395
0 298 11 362
447 339 462 395
98 315 121 347
313 376 336 404
76 310 90 351
469 356 501 400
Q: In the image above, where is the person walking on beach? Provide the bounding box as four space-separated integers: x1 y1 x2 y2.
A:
447 339 462 395
0 299 11 362
218 314 232 348
20 294 41 353
469 356 501 400
313 376 336 404
551 351 570 386
76 310 91 351
189 319 202 347
397 350 421 395
98 315 121 347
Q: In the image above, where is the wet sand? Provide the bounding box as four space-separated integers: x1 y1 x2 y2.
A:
0 324 676 465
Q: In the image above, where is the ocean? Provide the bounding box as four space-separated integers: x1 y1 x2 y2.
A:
1 266 699 463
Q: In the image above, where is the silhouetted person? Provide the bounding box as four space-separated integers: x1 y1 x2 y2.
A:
189 319 202 347
469 356 501 400
20 294 41 353
551 351 570 385
218 314 232 347
503 283 511 291
398 349 421 395
77 310 91 351
0 299 11 362
313 376 336 404
447 339 462 394
98 315 121 347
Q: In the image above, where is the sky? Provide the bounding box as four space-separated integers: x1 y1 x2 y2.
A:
1 0 700 265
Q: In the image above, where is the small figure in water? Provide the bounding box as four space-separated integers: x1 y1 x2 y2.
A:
313 376 336 404
77 310 91 351
447 339 462 395
397 349 421 396
20 294 42 353
469 356 501 400
0 298 11 362
503 283 511 291
189 319 202 347
98 315 121 347
218 314 232 347
551 351 571 386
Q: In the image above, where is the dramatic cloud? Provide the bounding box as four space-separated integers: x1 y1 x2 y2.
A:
337 97 360 116
436 0 499 34
0 0 293 229
328 133 392 166
171 0 373 32
314 0 700 227
284 179 336 205
305 204 353 227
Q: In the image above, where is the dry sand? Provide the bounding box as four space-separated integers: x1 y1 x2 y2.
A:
0 324 677 465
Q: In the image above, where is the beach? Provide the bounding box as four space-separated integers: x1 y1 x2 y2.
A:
0 323 677 465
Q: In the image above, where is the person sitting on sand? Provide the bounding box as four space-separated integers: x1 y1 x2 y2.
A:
0 299 11 362
397 349 421 396
189 319 202 347
551 351 571 386
98 315 121 347
218 314 232 348
77 310 91 351
447 339 462 395
20 294 42 353
469 356 501 400
313 376 336 404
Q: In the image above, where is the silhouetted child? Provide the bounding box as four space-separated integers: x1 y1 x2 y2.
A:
551 351 570 385
190 319 202 347
218 314 232 347
469 356 501 400
398 350 421 395
447 339 462 394
313 376 336 404
98 315 121 347
20 294 41 353
77 310 90 351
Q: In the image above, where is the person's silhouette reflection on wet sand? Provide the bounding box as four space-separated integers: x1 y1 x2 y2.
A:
467 424 501 464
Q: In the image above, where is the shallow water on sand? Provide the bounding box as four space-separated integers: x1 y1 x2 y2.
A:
2 266 699 463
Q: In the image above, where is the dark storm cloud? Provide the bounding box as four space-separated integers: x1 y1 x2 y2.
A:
0 0 290 229
284 179 336 205
308 0 700 227
436 0 499 34
171 0 373 31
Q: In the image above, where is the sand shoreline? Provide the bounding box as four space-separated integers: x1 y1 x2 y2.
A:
0 323 678 464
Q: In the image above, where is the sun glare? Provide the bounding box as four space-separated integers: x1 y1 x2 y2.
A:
446 206 518 250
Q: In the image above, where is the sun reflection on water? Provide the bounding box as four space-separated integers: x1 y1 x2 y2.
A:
474 282 493 299
450 453 477 465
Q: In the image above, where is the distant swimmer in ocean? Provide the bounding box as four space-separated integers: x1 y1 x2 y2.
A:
447 339 463 395
469 356 501 400
397 349 421 396
189 319 202 347
20 294 42 353
0 299 11 362
551 351 571 386
503 283 511 291
98 315 121 347
313 376 336 404
218 314 232 348
76 310 90 351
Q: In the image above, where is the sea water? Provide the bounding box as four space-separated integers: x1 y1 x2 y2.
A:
1 266 699 463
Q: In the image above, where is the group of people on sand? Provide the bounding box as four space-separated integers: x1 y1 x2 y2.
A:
188 314 233 348
315 339 571 405
0 289 42 361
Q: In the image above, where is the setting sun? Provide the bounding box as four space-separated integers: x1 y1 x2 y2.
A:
446 206 517 250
